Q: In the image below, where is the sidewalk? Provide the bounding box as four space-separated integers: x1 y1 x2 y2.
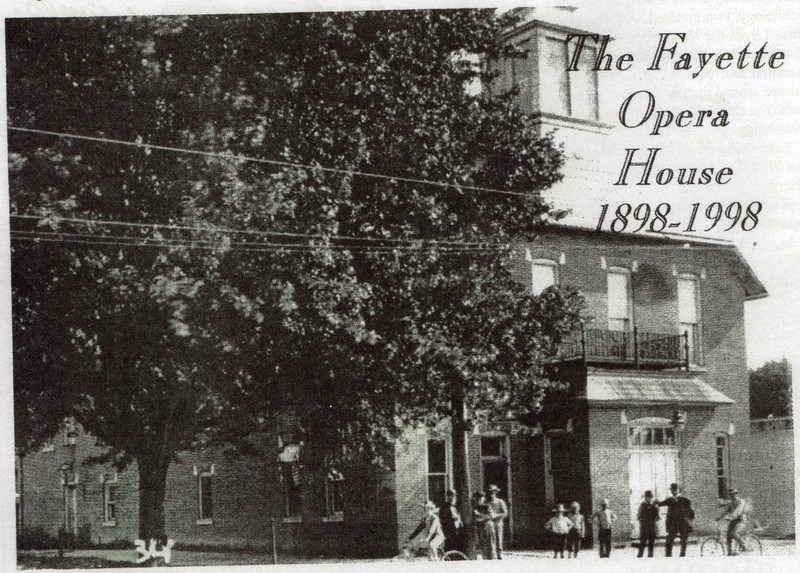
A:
18 538 796 568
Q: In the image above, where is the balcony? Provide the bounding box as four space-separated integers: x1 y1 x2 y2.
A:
558 326 692 370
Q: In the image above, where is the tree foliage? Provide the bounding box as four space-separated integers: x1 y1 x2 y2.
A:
8 10 582 540
749 358 792 419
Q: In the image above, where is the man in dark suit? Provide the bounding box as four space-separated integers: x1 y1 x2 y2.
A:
657 483 694 557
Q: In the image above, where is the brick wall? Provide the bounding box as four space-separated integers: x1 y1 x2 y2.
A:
19 426 397 555
744 418 795 537
18 429 138 545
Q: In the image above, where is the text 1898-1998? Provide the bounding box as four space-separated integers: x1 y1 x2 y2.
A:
597 202 762 233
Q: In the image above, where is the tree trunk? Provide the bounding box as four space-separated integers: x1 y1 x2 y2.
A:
137 456 170 565
450 387 475 558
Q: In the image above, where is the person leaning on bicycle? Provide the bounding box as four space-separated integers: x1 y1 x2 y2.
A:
716 488 747 556
406 500 445 560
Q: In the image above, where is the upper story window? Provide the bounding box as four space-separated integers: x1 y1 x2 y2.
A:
607 268 632 332
677 274 700 364
531 259 558 294
540 35 599 121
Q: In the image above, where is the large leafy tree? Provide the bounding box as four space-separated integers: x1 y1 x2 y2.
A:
749 358 792 419
8 10 581 547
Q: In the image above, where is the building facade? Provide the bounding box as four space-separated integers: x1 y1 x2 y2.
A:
395 226 766 548
16 420 398 554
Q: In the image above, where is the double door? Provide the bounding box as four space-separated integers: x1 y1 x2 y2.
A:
628 449 678 537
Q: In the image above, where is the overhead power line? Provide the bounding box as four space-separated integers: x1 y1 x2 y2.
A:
10 226 735 254
9 214 500 248
10 231 504 255
8 126 536 198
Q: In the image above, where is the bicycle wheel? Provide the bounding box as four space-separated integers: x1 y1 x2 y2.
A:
442 550 469 561
701 537 726 556
740 534 763 555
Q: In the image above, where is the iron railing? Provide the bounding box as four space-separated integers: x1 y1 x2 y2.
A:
558 326 693 369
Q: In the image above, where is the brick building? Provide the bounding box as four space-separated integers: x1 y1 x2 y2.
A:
395 226 766 548
16 225 767 552
16 421 397 554
15 9 775 554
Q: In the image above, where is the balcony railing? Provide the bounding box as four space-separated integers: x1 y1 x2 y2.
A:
558 326 691 369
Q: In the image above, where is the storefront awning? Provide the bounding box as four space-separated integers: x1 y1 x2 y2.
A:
585 372 735 405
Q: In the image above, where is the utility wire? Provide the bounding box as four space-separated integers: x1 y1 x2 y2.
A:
10 232 503 254
10 214 501 248
8 126 536 198
10 227 735 254
10 215 736 252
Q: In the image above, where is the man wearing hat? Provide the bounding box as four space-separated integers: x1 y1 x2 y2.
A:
637 490 660 558
657 483 694 557
716 488 747 555
486 485 508 559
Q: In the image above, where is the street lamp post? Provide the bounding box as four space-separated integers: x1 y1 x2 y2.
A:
672 410 687 484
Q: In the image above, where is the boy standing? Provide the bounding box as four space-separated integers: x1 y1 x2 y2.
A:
637 490 660 558
591 498 616 558
566 501 585 558
545 504 572 558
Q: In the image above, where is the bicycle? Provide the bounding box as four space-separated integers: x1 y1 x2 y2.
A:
700 521 764 556
395 541 469 561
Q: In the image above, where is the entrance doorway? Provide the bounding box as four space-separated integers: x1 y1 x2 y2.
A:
480 435 511 541
627 421 678 537
482 460 507 497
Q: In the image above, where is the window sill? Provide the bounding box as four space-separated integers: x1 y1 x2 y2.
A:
102 521 117 528
196 518 213 526
322 513 344 523
282 516 302 523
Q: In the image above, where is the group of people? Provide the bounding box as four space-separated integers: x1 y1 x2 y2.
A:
543 502 586 558
546 483 694 559
409 482 751 560
593 483 749 558
405 485 508 561
637 483 751 557
635 483 694 558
